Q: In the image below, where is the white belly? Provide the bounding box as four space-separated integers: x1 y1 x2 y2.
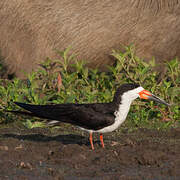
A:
80 101 131 133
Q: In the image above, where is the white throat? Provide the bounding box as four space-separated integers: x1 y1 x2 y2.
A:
114 86 144 122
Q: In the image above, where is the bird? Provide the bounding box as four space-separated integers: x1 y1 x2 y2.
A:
11 83 170 150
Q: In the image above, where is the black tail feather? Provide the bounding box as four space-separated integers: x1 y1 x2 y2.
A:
5 110 37 117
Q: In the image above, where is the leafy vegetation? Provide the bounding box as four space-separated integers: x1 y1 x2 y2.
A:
0 46 179 130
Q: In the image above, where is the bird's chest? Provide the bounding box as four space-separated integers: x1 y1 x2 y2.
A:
96 104 131 133
114 102 131 125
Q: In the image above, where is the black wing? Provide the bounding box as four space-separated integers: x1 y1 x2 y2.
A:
14 102 115 130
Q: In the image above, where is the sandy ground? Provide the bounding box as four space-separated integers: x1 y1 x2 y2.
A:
0 126 179 180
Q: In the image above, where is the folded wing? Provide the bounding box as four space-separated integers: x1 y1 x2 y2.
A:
14 102 115 130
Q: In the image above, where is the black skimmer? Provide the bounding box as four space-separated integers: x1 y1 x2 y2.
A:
12 83 170 150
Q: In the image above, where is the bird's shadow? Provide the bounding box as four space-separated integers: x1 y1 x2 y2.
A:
1 133 90 146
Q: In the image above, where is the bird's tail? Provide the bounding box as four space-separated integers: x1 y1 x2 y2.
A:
5 110 37 117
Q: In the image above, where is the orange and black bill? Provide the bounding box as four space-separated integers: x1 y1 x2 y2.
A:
139 90 170 106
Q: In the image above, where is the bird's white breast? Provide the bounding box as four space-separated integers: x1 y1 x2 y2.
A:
96 100 131 133
95 86 144 133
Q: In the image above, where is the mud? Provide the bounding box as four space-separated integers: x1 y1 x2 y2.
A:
0 126 179 180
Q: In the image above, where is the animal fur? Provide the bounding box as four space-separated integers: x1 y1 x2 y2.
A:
0 0 180 77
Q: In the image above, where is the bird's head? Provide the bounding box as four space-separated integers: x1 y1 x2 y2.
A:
114 83 170 106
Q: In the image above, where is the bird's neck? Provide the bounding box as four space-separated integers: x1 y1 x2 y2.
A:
113 97 133 125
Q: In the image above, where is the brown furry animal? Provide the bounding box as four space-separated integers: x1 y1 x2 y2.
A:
0 0 180 77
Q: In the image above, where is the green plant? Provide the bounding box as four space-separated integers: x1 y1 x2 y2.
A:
0 45 179 129
22 119 45 129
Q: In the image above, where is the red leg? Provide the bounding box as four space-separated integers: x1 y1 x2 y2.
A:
89 132 94 150
100 134 104 148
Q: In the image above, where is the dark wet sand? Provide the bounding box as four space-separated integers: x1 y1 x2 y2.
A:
0 126 179 180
